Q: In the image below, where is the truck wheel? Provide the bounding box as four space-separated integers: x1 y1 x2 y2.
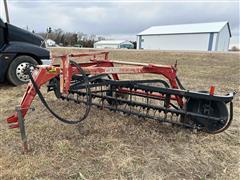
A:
7 56 38 86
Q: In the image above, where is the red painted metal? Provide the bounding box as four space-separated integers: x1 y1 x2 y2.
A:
52 51 109 59
210 86 215 95
60 55 72 94
6 51 184 129
7 67 60 128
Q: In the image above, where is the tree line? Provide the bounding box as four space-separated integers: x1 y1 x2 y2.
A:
37 28 137 48
37 28 106 47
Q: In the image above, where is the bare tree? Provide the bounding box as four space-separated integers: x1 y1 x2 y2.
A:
37 28 103 48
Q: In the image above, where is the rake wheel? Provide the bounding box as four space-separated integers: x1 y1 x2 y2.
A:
186 98 229 133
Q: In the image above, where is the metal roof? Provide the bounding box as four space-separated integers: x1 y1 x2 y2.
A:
95 40 132 45
138 21 231 37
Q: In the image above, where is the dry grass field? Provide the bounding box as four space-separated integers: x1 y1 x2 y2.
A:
0 48 240 179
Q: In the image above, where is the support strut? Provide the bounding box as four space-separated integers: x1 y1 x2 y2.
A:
16 106 28 153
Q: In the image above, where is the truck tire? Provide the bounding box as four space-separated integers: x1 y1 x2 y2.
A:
7 55 38 86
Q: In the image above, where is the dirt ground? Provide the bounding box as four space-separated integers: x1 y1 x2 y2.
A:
0 49 239 180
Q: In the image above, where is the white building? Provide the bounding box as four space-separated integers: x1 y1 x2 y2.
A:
46 39 56 47
94 40 134 49
137 21 231 51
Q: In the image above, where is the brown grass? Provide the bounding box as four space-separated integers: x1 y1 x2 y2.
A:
0 48 240 179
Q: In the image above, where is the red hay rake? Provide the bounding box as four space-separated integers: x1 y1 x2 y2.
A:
6 51 235 151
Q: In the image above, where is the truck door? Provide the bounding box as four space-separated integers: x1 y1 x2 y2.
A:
0 20 5 49
0 28 4 49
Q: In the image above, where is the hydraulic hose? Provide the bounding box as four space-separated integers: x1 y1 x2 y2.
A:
27 61 92 124
176 76 186 90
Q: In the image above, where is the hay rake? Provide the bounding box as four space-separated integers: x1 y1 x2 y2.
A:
6 51 235 151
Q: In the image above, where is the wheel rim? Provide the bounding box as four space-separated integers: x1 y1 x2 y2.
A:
16 62 34 82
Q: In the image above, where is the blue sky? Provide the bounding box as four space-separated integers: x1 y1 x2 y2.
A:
1 0 239 47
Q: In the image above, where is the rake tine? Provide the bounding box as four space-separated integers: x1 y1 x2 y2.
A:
114 88 118 112
129 90 133 113
101 85 104 109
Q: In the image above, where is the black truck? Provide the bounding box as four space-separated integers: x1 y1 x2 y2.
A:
0 18 50 85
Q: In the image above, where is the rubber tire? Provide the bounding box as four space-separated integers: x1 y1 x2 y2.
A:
7 56 38 86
